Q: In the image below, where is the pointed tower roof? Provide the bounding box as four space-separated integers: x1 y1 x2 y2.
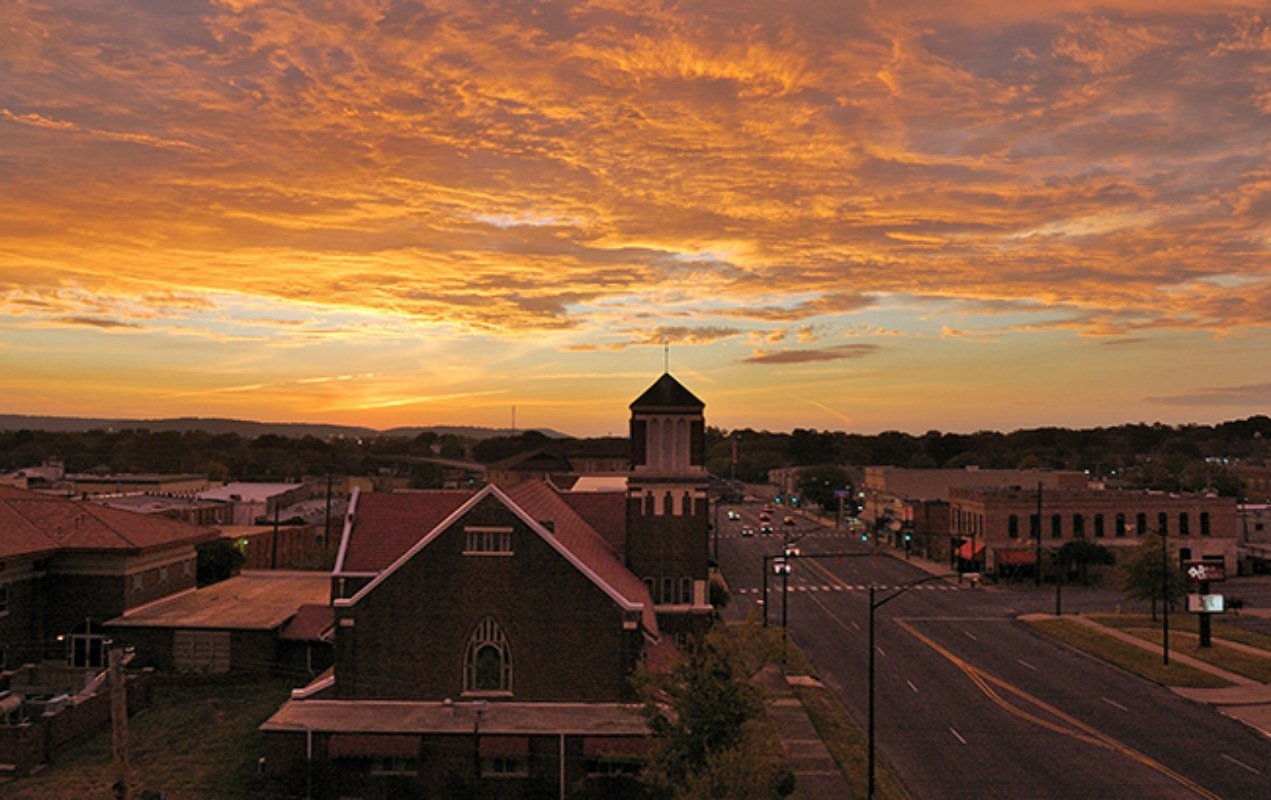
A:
629 373 704 412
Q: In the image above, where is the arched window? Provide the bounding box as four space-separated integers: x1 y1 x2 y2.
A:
464 617 511 694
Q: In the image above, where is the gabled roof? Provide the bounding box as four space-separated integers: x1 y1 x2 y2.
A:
558 490 627 554
629 373 704 412
336 490 476 573
0 485 216 557
340 483 658 636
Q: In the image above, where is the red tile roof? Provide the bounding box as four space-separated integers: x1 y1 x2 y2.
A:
340 482 659 639
558 491 627 554
280 603 336 642
505 481 657 635
337 490 476 573
0 485 216 557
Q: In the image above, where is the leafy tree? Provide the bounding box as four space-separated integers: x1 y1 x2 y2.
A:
1053 540 1115 585
1118 534 1187 621
196 538 245 586
637 623 787 799
795 465 852 511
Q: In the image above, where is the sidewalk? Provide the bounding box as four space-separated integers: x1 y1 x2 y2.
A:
1034 613 1271 737
753 665 856 798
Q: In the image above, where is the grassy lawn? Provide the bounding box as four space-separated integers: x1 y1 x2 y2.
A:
1095 628 1271 683
1026 618 1233 689
2 676 296 799
1088 613 1271 651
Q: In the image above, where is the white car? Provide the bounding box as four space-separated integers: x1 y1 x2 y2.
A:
727 510 740 521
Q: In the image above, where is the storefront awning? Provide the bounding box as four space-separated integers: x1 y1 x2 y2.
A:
956 541 986 560
996 549 1037 566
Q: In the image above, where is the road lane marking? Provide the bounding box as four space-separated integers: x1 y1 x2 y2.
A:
1017 659 1036 671
949 727 967 744
897 619 1222 800
963 630 979 641
1220 754 1260 775
876 646 886 657
1101 697 1128 711
906 680 919 693
851 621 860 631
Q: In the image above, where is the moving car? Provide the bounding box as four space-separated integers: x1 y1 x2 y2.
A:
727 510 740 521
741 525 755 537
760 523 774 536
783 515 796 526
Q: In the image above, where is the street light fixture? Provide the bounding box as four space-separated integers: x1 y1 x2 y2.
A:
868 574 954 800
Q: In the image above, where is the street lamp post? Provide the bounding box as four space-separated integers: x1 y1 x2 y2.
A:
1161 526 1170 666
868 574 952 800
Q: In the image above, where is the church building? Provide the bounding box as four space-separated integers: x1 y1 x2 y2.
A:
261 373 712 799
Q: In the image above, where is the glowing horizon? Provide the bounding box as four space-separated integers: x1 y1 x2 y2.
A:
1 1 1268 437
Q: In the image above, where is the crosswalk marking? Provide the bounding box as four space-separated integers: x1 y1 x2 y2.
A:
734 584 961 595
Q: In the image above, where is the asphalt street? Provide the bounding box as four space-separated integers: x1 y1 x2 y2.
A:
716 504 1271 799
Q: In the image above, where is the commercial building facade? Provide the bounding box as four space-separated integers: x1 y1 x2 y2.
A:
948 488 1238 575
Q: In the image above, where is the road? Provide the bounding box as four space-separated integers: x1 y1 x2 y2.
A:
716 504 1271 799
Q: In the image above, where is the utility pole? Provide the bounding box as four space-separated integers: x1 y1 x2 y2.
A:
109 647 131 800
323 472 333 549
1034 482 1043 587
271 501 281 570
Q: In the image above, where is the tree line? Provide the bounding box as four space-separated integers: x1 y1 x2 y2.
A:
2 415 1267 496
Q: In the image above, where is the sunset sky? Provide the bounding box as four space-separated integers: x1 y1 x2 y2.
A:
1 1 1268 436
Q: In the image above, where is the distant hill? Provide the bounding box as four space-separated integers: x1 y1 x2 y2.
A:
0 415 568 441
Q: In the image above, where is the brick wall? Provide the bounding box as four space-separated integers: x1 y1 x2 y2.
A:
336 494 638 703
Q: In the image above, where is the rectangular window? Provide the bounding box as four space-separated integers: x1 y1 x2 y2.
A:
1073 514 1084 538
1051 514 1062 539
481 757 528 777
464 527 513 555
1029 514 1040 538
159 566 169 583
183 559 193 576
1201 512 1211 536
1158 512 1168 535
1094 514 1105 538
661 577 673 605
132 573 144 592
1115 513 1126 538
1179 513 1190 537
0 584 8 614
370 757 418 776
643 577 655 602
680 577 693 605
1008 515 1019 539
1136 513 1147 535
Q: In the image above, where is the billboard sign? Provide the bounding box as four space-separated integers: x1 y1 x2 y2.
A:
1184 561 1226 583
1186 594 1225 613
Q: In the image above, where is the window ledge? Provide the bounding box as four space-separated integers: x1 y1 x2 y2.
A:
462 690 513 698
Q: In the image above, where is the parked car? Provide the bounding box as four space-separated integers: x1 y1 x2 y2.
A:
741 525 755 537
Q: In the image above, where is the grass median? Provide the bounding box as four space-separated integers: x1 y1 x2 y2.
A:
780 638 909 800
1026 618 1234 688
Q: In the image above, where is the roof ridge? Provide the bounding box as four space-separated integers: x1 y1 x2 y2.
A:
76 501 143 549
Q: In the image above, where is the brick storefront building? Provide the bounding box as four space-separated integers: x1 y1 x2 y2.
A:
262 373 710 798
949 487 1238 575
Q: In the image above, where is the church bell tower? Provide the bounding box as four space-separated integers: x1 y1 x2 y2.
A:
625 373 711 638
